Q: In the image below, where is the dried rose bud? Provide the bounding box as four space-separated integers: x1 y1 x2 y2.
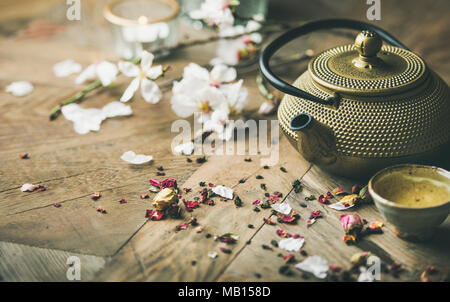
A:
149 178 160 187
340 213 363 234
352 184 360 194
53 202 62 208
318 194 328 204
160 178 177 189
368 221 384 233
152 188 178 211
140 193 149 199
20 153 29 159
119 198 127 204
350 251 371 266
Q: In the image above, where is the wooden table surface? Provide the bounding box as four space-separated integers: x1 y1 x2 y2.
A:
0 0 449 282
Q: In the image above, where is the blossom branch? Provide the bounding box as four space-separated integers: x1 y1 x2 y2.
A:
49 63 169 120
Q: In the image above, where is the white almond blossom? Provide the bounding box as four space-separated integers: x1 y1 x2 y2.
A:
203 109 235 141
5 81 34 97
53 59 82 77
173 63 236 96
189 0 236 29
118 51 163 103
220 79 248 114
171 86 227 121
211 33 262 66
76 61 118 86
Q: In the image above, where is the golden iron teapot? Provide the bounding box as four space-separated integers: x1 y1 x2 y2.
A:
260 19 450 178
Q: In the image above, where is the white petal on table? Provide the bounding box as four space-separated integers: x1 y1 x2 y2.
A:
295 256 329 279
21 183 37 192
329 202 355 211
208 252 218 259
271 201 292 215
173 141 194 155
5 81 34 96
53 59 82 77
121 151 153 165
212 185 234 199
279 237 305 252
120 77 140 103
102 101 132 118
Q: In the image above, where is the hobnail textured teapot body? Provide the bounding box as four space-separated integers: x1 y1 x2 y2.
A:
261 19 450 178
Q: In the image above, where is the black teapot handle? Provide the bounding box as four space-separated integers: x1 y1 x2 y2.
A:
259 19 409 106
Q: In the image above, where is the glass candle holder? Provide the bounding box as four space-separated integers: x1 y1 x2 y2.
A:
104 0 180 59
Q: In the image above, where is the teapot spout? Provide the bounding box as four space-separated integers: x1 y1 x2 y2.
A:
289 113 337 166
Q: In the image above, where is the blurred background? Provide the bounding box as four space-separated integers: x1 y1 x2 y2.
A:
0 0 448 82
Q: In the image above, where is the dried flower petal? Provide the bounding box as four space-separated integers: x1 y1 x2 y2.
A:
318 195 328 204
219 247 232 254
195 226 203 233
306 218 316 228
53 202 62 208
368 221 384 233
96 206 107 214
119 198 127 204
20 153 29 159
140 193 149 199
264 218 276 225
252 200 261 205
309 210 323 219
160 178 177 189
90 192 101 200
145 209 164 220
343 235 356 244
216 233 239 244
332 187 345 196
329 265 342 273
352 184 360 194
350 251 372 266
277 212 300 224
183 200 199 212
283 254 296 263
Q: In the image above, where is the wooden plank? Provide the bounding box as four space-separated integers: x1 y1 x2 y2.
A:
0 240 105 281
218 166 449 281
95 137 312 281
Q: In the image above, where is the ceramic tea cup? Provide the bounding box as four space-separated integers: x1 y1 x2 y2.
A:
368 164 450 241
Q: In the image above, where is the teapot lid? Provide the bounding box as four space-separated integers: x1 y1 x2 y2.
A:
309 30 428 96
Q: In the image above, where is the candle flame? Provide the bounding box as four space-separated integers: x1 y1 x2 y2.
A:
138 15 148 25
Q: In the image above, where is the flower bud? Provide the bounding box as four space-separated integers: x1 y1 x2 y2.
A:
152 188 178 211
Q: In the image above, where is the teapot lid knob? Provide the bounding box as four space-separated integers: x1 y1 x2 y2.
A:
354 30 382 58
